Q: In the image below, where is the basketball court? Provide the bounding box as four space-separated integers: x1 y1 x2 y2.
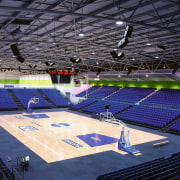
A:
0 110 167 163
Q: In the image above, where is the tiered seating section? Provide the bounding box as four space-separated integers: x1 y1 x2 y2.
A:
169 120 180 133
97 152 180 180
0 88 71 110
0 89 17 110
116 105 180 128
40 89 70 107
82 100 131 115
106 87 155 103
87 86 120 99
72 86 180 134
141 88 180 108
70 99 98 110
12 89 51 108
76 86 100 97
0 155 14 180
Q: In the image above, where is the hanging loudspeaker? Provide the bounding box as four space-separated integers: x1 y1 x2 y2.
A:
117 37 129 48
10 44 20 56
124 25 133 38
16 56 25 63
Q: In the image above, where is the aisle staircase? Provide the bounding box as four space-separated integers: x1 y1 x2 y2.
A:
8 90 24 110
160 115 180 133
37 90 56 108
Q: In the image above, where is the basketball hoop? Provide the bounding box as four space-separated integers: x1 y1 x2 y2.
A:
32 93 38 104
26 93 39 113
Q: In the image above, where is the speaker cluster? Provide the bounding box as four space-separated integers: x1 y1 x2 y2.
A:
110 25 133 60
118 25 133 48
10 44 25 63
70 58 82 64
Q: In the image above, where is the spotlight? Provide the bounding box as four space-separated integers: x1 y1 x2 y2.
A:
32 64 37 68
49 62 55 66
110 51 118 58
118 52 125 59
45 62 50 66
70 58 76 63
45 62 55 66
110 51 125 59
76 58 82 63
70 58 81 63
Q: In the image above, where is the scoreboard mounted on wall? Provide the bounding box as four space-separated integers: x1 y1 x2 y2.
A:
48 70 74 84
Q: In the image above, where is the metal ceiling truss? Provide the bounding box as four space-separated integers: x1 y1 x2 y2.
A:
0 0 179 80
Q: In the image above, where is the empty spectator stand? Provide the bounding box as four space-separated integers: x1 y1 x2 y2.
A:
141 88 180 109
0 154 14 180
106 87 156 103
97 152 180 180
39 88 71 107
87 86 120 99
12 89 51 109
116 105 180 129
0 89 18 110
81 100 131 115
169 120 180 134
76 86 100 97
70 99 98 110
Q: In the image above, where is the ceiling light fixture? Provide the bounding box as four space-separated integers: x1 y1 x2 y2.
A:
79 32 85 37
116 21 123 25
146 42 151 46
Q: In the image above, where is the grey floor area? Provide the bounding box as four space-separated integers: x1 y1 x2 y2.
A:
0 108 180 180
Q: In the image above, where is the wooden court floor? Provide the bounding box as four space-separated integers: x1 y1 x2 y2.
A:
0 111 167 163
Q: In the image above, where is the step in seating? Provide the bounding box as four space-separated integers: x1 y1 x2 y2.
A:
82 100 131 115
70 99 98 110
106 87 156 103
87 86 120 99
40 88 71 107
141 88 180 109
76 86 100 97
169 120 180 133
116 105 180 129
